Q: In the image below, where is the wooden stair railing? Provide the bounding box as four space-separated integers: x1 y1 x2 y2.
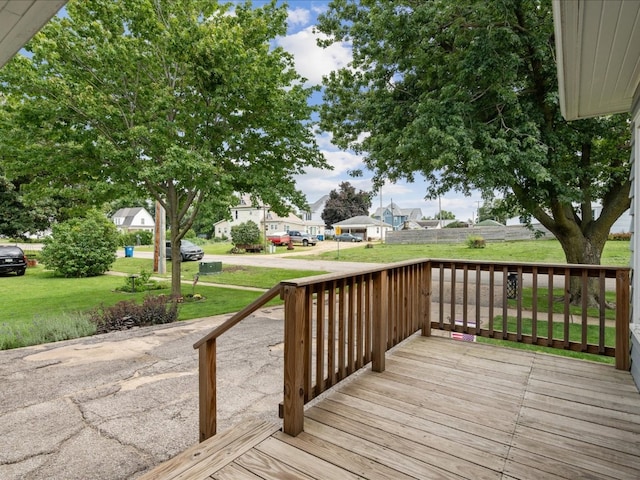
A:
193 283 282 442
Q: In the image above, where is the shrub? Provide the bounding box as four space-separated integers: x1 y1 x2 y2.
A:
90 295 179 334
119 230 153 246
41 210 120 277
609 232 631 241
467 235 486 249
231 220 261 245
116 269 164 293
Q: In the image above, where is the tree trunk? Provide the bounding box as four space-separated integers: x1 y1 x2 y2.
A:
553 228 606 307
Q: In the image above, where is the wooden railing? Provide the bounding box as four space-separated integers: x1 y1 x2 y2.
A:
194 258 630 441
192 283 281 442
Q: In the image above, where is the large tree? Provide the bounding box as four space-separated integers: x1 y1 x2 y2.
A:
317 0 630 302
0 0 327 296
322 181 372 227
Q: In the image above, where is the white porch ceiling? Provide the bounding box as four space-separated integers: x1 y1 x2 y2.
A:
0 0 67 68
553 0 640 120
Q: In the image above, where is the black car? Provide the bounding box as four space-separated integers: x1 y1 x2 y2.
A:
0 245 27 276
166 239 204 261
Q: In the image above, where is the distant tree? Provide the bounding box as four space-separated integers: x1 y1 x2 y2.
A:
426 210 455 220
478 199 507 224
322 182 372 228
0 174 53 238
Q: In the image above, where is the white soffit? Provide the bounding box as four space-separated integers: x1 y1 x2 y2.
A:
0 0 67 68
553 0 640 120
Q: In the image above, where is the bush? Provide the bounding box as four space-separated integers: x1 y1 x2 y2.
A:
41 210 120 277
609 232 631 241
115 269 164 293
90 295 179 334
119 230 153 246
467 235 486 249
231 220 261 245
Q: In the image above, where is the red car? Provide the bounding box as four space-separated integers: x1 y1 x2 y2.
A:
266 231 291 246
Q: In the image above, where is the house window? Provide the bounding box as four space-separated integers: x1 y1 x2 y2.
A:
140 218 145 225
235 210 238 220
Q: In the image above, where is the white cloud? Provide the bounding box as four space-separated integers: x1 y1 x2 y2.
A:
287 7 311 27
277 26 351 85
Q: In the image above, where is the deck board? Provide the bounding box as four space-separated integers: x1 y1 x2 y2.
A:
140 336 640 480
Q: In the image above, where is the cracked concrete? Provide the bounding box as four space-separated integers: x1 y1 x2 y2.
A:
0 307 286 480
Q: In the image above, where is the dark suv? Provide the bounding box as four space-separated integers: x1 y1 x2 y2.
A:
0 245 27 276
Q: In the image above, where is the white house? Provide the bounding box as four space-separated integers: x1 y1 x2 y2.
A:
553 0 640 385
111 207 154 232
213 195 307 239
332 215 393 242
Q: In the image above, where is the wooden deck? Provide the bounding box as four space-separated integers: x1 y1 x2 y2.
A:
140 335 640 480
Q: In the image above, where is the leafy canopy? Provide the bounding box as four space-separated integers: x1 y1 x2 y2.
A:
322 181 372 227
0 0 329 295
317 0 630 266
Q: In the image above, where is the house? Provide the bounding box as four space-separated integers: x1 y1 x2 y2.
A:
332 215 393 241
213 195 307 239
298 195 328 237
111 207 154 232
552 0 640 386
371 202 423 230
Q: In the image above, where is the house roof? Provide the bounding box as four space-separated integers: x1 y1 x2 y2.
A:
553 0 640 120
372 202 423 220
476 219 505 227
333 215 393 228
0 1 68 68
307 195 329 213
113 207 150 227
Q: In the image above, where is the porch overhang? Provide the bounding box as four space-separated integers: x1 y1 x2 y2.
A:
553 0 640 120
0 1 67 68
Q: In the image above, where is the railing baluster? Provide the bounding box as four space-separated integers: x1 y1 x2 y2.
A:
502 267 509 339
439 263 445 329
616 269 630 370
423 261 432 336
364 274 372 364
531 267 538 343
450 263 457 331
348 277 356 374
304 286 313 402
488 265 495 336
356 275 364 370
338 278 346 381
581 270 588 351
328 280 337 386
564 268 571 348
372 269 388 373
198 339 216 441
547 269 554 347
516 267 523 342
315 283 325 395
462 265 469 329
599 271 606 354
475 265 481 331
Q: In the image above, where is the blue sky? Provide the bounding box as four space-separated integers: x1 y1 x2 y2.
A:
254 0 483 221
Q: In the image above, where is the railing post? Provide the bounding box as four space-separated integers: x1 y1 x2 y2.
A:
198 338 216 441
372 270 388 373
615 269 630 370
422 261 432 336
283 285 306 436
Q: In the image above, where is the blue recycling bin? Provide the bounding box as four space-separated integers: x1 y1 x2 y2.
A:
124 246 134 258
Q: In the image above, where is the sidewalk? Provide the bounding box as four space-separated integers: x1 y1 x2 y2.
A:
0 308 287 480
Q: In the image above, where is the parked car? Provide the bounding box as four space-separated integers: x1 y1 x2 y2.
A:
287 230 318 246
266 231 291 246
166 239 204 261
335 233 363 242
0 245 27 276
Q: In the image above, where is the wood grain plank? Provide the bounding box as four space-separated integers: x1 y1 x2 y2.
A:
306 405 501 480
255 436 362 480
234 449 316 480
303 417 468 480
211 463 262 480
273 430 416 480
137 420 278 480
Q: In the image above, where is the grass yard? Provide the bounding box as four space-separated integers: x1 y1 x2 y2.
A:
305 238 631 265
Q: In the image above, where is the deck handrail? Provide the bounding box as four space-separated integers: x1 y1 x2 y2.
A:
195 258 631 441
193 283 282 441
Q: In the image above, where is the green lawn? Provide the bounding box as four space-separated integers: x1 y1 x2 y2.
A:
304 238 630 265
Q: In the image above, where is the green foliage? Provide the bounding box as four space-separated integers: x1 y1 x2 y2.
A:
119 230 153 246
41 210 119 277
0 174 54 238
116 269 164 293
321 181 372 227
0 0 328 297
425 210 455 220
89 296 179 334
444 221 468 229
466 236 486 249
609 232 631 241
317 0 630 266
231 220 261 246
0 313 96 350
